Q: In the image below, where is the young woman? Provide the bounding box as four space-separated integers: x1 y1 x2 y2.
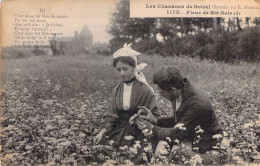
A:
93 43 159 163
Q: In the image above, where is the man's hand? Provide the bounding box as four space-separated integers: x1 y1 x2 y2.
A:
138 106 157 125
136 118 154 131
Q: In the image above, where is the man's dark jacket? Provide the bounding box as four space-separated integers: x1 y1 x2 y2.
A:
153 81 223 153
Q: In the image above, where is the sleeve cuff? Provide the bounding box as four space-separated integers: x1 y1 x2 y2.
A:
152 126 162 138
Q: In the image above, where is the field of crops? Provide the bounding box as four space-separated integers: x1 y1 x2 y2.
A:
1 54 260 165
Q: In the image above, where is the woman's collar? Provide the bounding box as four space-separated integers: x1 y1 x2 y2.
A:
123 77 136 84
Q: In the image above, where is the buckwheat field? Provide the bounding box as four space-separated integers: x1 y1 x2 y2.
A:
1 54 259 165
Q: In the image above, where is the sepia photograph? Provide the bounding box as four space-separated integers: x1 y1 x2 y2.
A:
1 0 260 165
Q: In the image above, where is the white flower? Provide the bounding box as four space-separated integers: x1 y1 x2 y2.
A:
103 160 117 165
144 144 152 152
171 145 179 151
158 155 167 160
155 141 169 156
135 140 141 144
79 132 86 138
189 154 202 165
134 141 141 149
223 131 228 136
124 160 134 165
151 157 155 163
221 138 230 146
174 123 187 131
174 139 180 144
174 123 184 129
212 134 223 140
142 153 148 161
53 85 61 91
46 79 51 85
244 122 254 128
119 145 128 151
129 147 138 155
144 130 153 136
252 152 260 160
124 135 134 141
194 154 202 163
255 120 260 127
142 129 149 134
25 145 33 150
233 156 245 165
109 140 114 145
166 137 171 142
192 147 199 151
197 128 204 133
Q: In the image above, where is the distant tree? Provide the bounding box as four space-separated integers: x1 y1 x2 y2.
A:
236 18 242 31
236 27 260 61
108 0 156 51
157 18 178 41
49 34 59 55
32 45 46 56
180 18 194 36
213 18 222 32
108 0 260 62
190 18 213 33
245 17 251 27
253 17 260 27
227 18 237 32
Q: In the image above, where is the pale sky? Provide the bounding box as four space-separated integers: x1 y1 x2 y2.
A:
62 0 120 43
1 0 120 46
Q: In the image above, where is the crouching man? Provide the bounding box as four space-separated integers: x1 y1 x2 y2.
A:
137 66 230 165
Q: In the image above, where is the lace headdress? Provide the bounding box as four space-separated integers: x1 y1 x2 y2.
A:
113 43 155 94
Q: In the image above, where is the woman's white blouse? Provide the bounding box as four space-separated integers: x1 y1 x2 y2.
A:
123 83 133 110
176 95 182 110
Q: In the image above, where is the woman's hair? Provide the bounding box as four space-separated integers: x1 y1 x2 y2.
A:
113 56 136 67
153 66 185 90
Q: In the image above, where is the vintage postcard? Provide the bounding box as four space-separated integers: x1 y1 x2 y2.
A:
1 0 260 165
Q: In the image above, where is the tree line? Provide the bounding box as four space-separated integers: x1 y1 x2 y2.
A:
108 0 260 62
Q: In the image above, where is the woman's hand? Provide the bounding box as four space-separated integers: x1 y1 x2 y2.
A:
93 128 106 144
129 114 139 125
138 106 157 125
136 118 154 131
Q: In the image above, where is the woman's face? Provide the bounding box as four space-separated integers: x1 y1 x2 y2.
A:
115 61 135 82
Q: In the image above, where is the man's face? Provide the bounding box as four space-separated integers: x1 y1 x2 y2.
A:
158 86 181 101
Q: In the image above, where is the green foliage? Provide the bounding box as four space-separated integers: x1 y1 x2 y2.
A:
199 27 260 62
141 28 260 62
108 0 259 62
108 0 156 52
200 31 239 61
132 38 161 55
32 45 47 56
236 27 260 61
1 47 34 59
156 18 179 41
